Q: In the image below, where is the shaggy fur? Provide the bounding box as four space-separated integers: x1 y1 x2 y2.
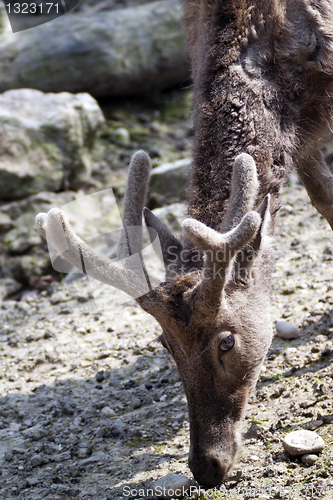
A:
184 0 333 229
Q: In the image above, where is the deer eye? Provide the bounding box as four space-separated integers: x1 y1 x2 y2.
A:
219 332 235 352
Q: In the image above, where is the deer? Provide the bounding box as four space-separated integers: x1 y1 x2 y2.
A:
35 0 333 489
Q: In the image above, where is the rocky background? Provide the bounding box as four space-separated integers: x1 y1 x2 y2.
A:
0 1 333 500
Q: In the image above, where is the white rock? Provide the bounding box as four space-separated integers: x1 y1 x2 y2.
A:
131 397 142 410
113 127 130 145
301 454 319 465
100 407 116 417
152 473 197 499
0 2 188 98
0 89 104 199
275 321 300 340
283 430 325 456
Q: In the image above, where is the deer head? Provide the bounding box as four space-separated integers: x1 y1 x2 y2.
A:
36 149 272 487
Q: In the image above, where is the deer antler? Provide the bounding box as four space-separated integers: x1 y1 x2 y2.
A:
35 151 159 299
182 153 263 303
183 211 261 299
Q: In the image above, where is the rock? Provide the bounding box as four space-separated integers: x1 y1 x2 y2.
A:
110 421 127 438
79 451 108 465
152 473 197 500
151 203 186 233
100 407 116 418
149 158 191 207
282 430 325 456
131 397 142 409
30 454 49 468
96 371 105 383
301 454 319 465
306 420 324 431
113 127 131 146
275 321 300 340
4 450 13 461
26 476 39 487
53 451 72 462
76 0 156 12
244 422 270 440
62 404 75 416
0 2 188 97
0 278 22 302
22 424 46 441
0 89 104 200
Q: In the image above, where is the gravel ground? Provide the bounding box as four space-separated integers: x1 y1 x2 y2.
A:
1 173 333 500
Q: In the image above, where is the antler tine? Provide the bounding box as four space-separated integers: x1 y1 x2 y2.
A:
143 207 184 280
34 152 158 299
118 150 151 259
220 153 259 232
183 211 261 301
35 208 151 298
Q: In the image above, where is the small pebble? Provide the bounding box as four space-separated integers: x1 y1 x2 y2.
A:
124 380 137 389
131 397 141 409
301 454 318 465
283 429 325 456
4 451 13 462
306 419 324 431
62 404 75 416
114 127 130 145
26 477 39 487
152 473 197 499
100 407 116 417
275 321 300 340
110 421 127 438
30 454 48 468
96 371 105 383
95 384 103 390
315 334 327 343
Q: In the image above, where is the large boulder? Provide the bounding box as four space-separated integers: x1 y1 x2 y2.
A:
0 1 189 97
148 158 190 207
0 89 105 200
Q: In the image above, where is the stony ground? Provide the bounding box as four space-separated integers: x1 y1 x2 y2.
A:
1 89 333 499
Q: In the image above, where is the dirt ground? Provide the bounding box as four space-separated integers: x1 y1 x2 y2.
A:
1 171 333 500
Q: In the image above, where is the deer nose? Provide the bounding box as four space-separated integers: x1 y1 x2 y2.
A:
189 454 230 487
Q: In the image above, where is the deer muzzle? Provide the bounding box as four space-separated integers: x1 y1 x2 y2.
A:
188 424 240 487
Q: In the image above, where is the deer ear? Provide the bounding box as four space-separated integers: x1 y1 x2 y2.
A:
233 194 271 285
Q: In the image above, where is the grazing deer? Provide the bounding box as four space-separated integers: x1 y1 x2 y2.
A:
36 0 333 488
